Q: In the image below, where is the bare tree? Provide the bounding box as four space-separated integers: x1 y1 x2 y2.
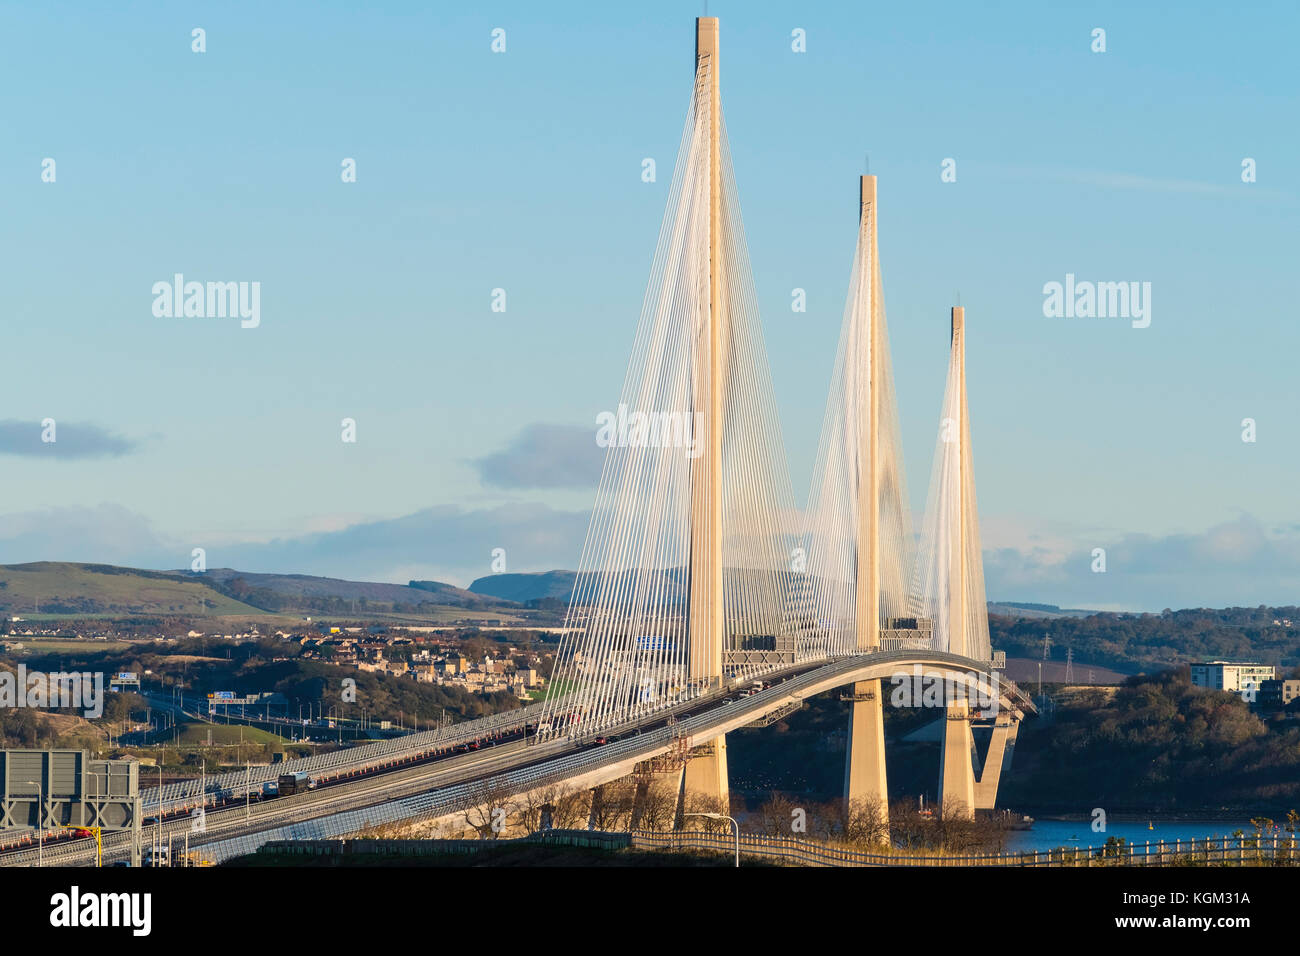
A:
680 792 729 832
518 782 589 833
756 792 798 837
516 785 552 835
459 779 517 840
588 778 637 831
550 786 594 830
842 796 888 847
632 775 680 832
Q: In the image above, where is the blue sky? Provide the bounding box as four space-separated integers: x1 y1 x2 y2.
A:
1 0 1296 611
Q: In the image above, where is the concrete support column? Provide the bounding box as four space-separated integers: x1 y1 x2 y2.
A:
844 681 889 839
939 701 975 820
973 715 1020 810
682 735 729 812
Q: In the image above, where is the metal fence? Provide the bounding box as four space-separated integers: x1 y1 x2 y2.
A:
630 831 1300 867
250 830 1300 868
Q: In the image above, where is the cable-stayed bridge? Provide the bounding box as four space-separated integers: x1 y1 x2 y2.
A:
0 18 1033 867
536 16 1032 828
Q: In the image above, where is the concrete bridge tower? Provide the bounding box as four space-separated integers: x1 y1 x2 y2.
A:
843 175 890 830
683 15 729 809
938 306 977 820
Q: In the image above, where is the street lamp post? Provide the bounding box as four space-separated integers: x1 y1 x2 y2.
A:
684 812 740 868
25 780 43 867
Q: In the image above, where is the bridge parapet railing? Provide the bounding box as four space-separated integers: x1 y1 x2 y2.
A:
139 697 564 811
876 636 934 654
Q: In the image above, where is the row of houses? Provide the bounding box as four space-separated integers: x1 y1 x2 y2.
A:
295 635 548 699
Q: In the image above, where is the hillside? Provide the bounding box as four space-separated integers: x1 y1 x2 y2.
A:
1002 668 1300 813
987 602 1100 619
0 562 265 616
990 606 1300 672
198 568 509 611
0 562 525 621
469 570 578 603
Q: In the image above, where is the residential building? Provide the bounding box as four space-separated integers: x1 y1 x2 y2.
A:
1189 661 1276 692
1258 679 1300 709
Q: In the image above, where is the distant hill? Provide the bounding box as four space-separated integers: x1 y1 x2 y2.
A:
988 602 1103 619
990 605 1300 673
0 562 264 616
406 579 506 605
0 562 520 620
469 571 578 603
196 569 507 609
193 569 520 616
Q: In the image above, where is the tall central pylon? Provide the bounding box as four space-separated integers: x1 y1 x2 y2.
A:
683 15 729 808
844 176 889 827
915 307 991 663
932 306 978 819
687 15 724 689
798 172 913 836
855 175 881 657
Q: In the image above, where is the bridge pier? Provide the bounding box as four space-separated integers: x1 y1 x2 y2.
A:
938 701 975 820
844 680 889 839
973 714 1019 811
682 735 729 813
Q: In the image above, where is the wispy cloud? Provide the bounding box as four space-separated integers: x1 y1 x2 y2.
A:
474 423 602 489
0 504 171 567
211 502 591 587
984 514 1300 612
0 420 139 459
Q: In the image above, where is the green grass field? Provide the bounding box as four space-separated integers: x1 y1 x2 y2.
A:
525 677 573 702
0 562 265 616
173 720 288 746
6 639 134 653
